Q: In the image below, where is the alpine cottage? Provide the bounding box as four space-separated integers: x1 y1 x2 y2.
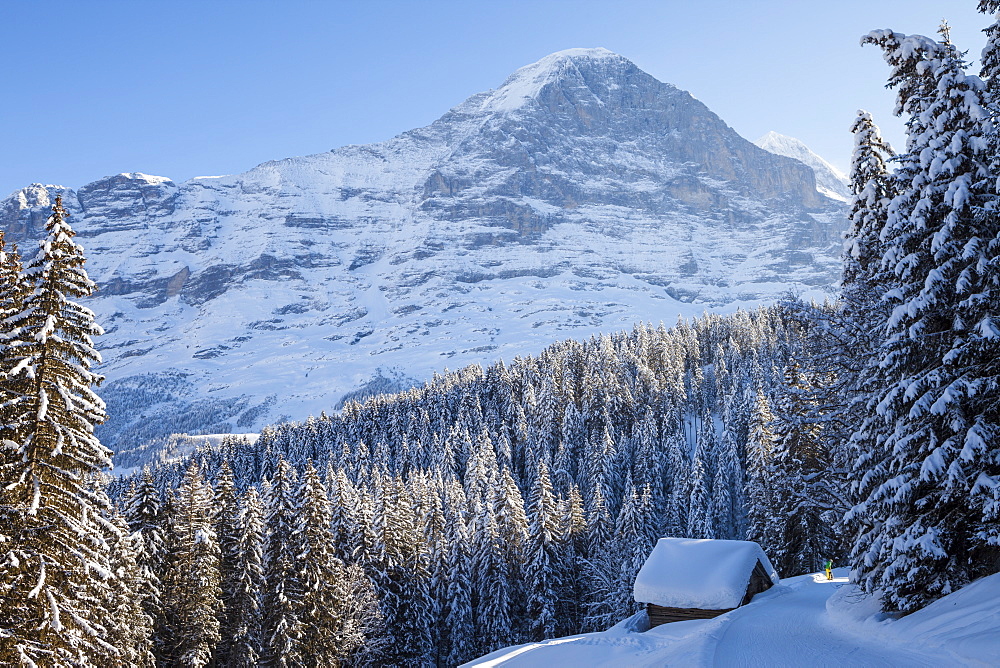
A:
633 538 780 628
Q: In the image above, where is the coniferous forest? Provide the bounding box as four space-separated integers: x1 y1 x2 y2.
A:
3 4 1000 667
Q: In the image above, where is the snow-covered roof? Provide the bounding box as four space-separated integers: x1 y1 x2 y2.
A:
633 538 780 609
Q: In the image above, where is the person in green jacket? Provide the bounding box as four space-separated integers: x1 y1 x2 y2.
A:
824 559 833 580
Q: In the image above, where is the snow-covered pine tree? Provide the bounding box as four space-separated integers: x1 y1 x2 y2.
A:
262 457 302 667
123 467 167 659
471 503 513 655
685 455 712 539
710 430 742 540
441 493 475 666
525 460 560 641
555 485 587 635
839 110 896 522
768 363 836 576
0 233 26 347
228 486 264 668
425 481 450 664
583 475 650 632
579 481 616 634
849 29 1000 613
551 440 574 497
106 513 155 667
661 429 689 536
125 468 166 579
0 196 119 666
326 464 360 564
610 479 646 617
560 402 586 482
213 461 243 665
493 466 529 641
370 473 433 665
980 1 1000 100
582 424 615 514
161 463 223 667
632 407 660 496
745 388 780 554
842 110 895 318
685 413 715 539
296 461 370 665
0 234 27 412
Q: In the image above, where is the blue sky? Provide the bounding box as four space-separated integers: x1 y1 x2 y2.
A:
0 0 990 197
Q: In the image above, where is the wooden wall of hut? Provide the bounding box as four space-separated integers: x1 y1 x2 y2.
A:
646 604 734 627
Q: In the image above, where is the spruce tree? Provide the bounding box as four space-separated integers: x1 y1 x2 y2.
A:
661 430 689 536
106 514 155 668
228 487 264 668
710 431 741 540
441 497 475 666
161 463 223 667
842 110 894 322
840 110 895 516
0 196 118 665
611 480 645 620
493 467 529 641
685 455 712 539
471 507 512 655
849 29 1000 612
745 388 780 553
556 485 587 635
369 474 433 665
262 458 301 667
685 413 715 539
525 460 559 641
124 467 167 625
214 462 243 665
769 363 836 576
980 1 1000 99
296 462 370 665
0 233 26 347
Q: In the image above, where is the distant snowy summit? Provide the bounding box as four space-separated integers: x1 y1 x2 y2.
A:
754 131 850 201
1 48 847 452
477 47 637 113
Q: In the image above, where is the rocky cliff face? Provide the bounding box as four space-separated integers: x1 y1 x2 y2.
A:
0 48 847 454
755 131 851 202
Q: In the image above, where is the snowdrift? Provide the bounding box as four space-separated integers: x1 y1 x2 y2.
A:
466 570 1000 667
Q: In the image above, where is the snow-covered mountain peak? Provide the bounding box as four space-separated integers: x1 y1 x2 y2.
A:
1 51 847 452
6 183 60 209
476 47 647 114
754 131 850 201
121 172 174 185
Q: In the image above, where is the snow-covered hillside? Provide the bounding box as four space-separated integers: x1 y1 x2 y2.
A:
755 131 851 202
0 48 847 452
467 570 1000 667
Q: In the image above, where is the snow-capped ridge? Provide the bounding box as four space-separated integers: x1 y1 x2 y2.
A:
0 49 847 451
4 183 64 207
118 172 174 185
754 131 850 201
478 47 636 114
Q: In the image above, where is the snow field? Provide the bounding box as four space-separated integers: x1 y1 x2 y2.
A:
466 570 1000 667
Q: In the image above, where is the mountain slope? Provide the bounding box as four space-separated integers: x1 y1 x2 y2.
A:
0 48 847 452
754 131 850 201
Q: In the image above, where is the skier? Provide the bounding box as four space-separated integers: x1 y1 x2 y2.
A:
824 559 833 580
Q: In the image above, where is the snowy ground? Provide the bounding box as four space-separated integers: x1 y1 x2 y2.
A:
466 570 1000 667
